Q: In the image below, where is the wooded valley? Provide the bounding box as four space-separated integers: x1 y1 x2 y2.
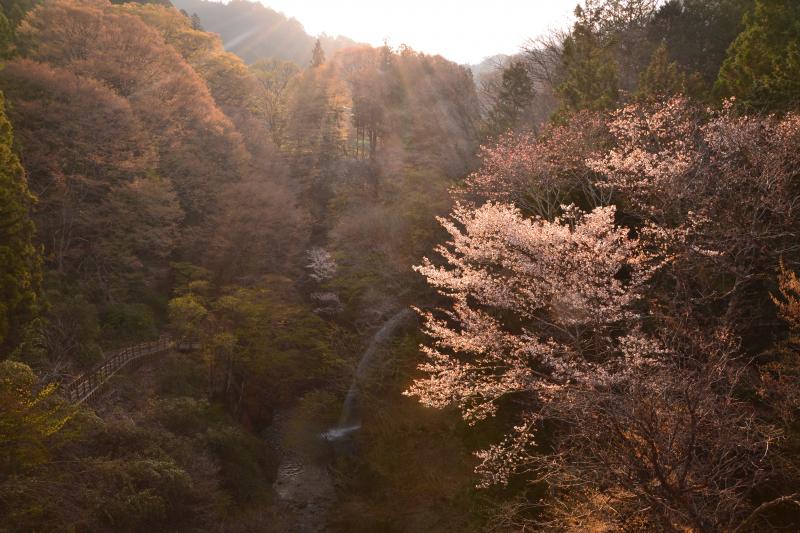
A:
1 0 800 531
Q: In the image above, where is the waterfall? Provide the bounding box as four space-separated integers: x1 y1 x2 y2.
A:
322 308 413 440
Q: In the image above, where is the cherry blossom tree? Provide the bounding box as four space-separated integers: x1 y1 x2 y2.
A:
405 202 664 477
534 327 779 531
306 247 337 282
408 96 800 526
406 200 787 530
458 111 610 219
590 97 800 340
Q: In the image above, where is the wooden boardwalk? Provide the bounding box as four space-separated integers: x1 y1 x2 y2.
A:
62 336 174 405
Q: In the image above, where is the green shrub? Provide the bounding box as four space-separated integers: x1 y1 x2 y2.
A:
206 426 276 505
101 459 194 531
100 303 157 343
157 352 206 397
154 396 220 436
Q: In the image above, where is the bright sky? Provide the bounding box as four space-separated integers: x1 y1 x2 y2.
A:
259 1 579 65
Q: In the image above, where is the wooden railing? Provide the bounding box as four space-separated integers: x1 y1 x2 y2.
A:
62 336 174 405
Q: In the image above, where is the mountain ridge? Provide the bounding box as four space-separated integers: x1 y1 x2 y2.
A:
170 0 362 64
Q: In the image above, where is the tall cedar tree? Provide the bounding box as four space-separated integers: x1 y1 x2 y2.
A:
0 0 35 28
311 38 325 67
648 0 754 89
0 92 40 356
636 42 687 100
0 9 10 58
716 0 800 112
556 6 619 116
484 60 535 138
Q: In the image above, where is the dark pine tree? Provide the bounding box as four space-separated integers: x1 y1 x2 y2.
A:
0 91 40 356
716 0 800 113
311 38 325 67
484 60 535 137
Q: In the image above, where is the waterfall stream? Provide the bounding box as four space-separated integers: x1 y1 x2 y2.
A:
323 308 413 440
269 308 413 531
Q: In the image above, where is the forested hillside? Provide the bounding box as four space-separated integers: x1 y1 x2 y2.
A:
170 0 361 65
1 0 800 531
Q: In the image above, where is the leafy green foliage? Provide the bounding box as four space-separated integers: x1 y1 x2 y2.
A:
0 360 69 475
212 279 344 406
168 293 208 341
100 303 158 345
556 7 619 116
716 0 800 112
154 395 277 504
206 426 275 504
636 42 687 100
167 276 346 427
1 415 213 531
0 9 12 57
649 0 754 88
0 92 39 356
332 333 484 532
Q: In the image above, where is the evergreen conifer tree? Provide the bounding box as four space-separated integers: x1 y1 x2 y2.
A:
716 0 800 112
0 92 41 356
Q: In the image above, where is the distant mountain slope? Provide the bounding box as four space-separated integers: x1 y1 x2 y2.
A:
468 54 511 79
170 0 360 65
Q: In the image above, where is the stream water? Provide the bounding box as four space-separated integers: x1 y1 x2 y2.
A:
267 308 413 531
323 308 413 441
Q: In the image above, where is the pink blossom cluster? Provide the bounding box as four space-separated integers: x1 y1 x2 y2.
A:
405 202 666 484
408 97 800 500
